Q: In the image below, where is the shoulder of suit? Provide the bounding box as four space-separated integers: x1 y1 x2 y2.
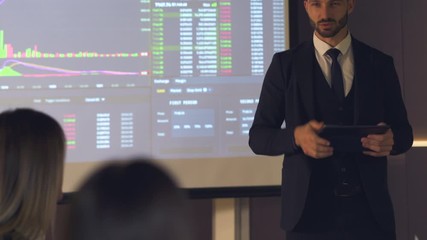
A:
351 37 393 60
274 41 312 59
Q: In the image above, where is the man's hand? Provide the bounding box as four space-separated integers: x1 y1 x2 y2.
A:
361 123 394 157
294 120 333 159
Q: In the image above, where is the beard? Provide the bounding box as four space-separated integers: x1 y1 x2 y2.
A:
310 13 348 38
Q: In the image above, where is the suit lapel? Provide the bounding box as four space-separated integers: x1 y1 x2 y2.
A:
294 42 316 120
293 39 375 123
351 38 374 124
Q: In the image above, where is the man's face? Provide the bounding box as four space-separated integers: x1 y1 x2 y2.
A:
304 0 354 39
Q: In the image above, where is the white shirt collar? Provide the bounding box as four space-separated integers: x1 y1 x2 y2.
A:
313 32 352 56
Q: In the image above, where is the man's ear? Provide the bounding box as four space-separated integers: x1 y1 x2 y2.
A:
348 0 356 14
303 0 308 9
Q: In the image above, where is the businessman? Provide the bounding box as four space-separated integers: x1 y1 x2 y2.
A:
249 0 413 239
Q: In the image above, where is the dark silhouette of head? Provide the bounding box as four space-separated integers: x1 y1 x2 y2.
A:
70 159 195 240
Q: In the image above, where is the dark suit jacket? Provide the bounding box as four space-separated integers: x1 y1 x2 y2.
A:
248 37 413 233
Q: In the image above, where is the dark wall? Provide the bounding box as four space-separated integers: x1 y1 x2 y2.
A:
401 1 427 237
406 148 427 240
250 197 285 240
402 0 427 138
349 0 404 79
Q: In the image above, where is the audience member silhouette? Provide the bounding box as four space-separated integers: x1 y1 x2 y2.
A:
70 159 195 240
0 108 66 240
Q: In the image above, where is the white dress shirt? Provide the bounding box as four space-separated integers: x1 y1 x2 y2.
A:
313 32 354 97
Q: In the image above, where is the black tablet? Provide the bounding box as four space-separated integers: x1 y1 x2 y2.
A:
318 125 390 152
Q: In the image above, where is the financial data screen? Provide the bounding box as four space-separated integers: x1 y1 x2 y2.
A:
0 0 288 162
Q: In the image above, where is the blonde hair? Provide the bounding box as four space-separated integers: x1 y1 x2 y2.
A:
0 108 65 240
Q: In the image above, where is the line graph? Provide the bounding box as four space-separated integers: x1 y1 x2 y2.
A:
0 29 150 78
0 59 147 78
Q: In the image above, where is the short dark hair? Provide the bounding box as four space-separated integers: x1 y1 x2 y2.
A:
70 159 195 240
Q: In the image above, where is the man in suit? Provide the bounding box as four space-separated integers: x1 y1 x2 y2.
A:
249 0 413 239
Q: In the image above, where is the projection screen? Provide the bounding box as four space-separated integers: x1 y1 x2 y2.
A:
0 0 289 192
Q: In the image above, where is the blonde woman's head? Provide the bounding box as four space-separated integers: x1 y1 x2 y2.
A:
0 108 66 239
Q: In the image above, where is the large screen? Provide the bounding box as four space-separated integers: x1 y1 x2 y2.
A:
0 0 289 191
